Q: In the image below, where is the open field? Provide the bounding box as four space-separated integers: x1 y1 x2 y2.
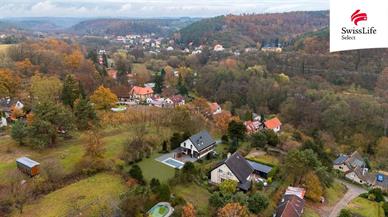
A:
325 181 347 206
173 184 211 215
347 197 385 217
12 173 127 217
0 44 12 54
0 124 173 184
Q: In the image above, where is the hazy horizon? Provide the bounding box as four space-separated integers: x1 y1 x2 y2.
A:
0 0 328 18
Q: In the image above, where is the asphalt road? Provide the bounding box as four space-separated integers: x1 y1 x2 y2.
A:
326 179 367 217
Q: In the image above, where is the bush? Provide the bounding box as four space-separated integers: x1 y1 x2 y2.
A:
338 209 352 217
383 202 388 216
247 193 269 214
129 165 145 184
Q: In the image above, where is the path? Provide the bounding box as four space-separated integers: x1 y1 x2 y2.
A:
324 179 367 217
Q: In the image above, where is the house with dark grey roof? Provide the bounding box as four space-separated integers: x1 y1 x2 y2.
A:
210 152 254 191
333 151 365 173
180 131 216 159
210 152 274 191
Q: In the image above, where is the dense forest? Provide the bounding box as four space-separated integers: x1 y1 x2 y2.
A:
176 11 329 48
70 18 199 36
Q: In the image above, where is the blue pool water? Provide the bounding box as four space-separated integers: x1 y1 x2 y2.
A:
163 158 184 169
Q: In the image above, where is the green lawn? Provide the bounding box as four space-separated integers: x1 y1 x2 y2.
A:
324 181 347 206
302 206 320 217
246 154 280 166
173 184 211 214
136 153 175 184
13 173 127 217
347 197 385 217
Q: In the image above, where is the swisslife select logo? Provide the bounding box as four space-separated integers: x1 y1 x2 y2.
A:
330 0 388 52
341 9 377 40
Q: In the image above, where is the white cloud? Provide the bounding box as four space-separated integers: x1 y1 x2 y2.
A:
0 0 329 17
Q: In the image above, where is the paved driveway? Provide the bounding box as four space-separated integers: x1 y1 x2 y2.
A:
325 179 367 217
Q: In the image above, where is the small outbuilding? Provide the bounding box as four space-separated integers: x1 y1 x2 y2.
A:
16 157 40 176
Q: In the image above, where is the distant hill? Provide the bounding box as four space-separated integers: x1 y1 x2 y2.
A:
69 18 199 36
0 17 89 32
176 11 329 48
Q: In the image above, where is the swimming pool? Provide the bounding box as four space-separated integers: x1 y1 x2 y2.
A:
148 202 174 217
162 158 185 169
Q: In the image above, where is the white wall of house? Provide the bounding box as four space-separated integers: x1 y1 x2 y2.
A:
0 117 7 127
210 164 239 184
272 126 281 133
213 107 222 115
180 139 198 153
345 171 368 185
333 164 350 173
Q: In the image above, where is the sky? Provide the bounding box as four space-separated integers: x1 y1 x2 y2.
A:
0 0 329 18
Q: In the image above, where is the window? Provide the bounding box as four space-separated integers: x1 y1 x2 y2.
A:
218 169 223 173
227 172 232 176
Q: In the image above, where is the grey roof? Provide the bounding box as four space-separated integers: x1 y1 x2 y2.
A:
238 181 252 191
346 151 365 168
275 194 305 217
189 131 216 151
16 157 40 168
246 160 273 174
333 154 349 165
224 152 254 183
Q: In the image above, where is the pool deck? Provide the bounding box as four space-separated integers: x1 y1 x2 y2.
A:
155 148 198 165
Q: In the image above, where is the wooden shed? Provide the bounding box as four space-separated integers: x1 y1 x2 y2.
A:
16 157 40 176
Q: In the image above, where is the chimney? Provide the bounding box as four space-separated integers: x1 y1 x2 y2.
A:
362 168 368 175
227 153 231 158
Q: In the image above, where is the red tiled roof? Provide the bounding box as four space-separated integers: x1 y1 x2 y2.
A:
264 117 282 129
130 86 154 95
209 102 220 113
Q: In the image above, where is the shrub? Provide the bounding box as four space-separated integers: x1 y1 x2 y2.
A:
247 193 269 214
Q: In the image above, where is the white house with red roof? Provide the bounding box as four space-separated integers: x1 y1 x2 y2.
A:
130 86 154 101
264 117 282 133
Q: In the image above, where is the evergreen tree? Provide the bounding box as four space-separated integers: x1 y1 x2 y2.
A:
61 74 80 108
74 98 98 130
11 120 28 146
129 165 145 184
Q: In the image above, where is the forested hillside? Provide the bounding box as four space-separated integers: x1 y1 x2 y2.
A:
70 18 199 36
176 11 329 48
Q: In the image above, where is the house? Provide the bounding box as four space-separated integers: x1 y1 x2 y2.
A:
345 166 374 186
214 44 225 52
146 97 166 108
274 187 306 217
16 157 40 176
264 117 282 133
211 152 254 191
0 98 24 126
180 131 216 159
130 86 154 101
333 151 365 173
244 120 261 134
209 102 221 115
165 95 185 107
210 152 273 191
